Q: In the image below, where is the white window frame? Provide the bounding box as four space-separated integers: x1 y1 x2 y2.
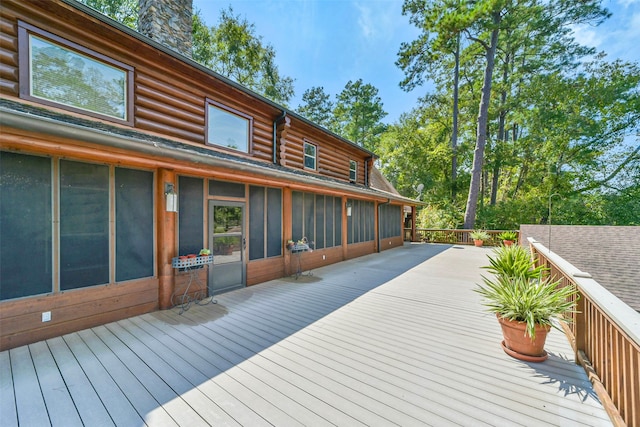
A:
349 160 358 183
304 141 317 170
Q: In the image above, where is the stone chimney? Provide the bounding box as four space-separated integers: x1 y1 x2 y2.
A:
138 0 193 58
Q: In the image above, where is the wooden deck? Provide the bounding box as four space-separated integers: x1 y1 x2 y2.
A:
1 244 612 426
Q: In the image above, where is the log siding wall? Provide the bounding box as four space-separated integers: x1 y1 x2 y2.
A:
0 0 408 351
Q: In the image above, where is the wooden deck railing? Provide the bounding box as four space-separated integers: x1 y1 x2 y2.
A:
529 237 640 427
410 228 516 246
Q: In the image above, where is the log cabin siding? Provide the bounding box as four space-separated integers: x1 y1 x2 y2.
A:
0 1 376 183
0 278 158 350
0 0 415 351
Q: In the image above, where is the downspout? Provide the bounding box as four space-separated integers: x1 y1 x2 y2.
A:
273 111 287 164
377 198 391 253
365 157 371 187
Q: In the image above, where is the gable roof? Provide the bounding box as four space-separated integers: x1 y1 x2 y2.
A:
520 225 640 312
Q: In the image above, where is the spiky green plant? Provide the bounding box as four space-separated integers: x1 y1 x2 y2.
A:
475 275 578 339
470 230 490 241
483 244 546 280
497 231 518 241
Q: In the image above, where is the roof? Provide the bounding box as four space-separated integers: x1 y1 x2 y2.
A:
0 98 417 206
520 225 640 312
369 167 401 196
60 0 377 160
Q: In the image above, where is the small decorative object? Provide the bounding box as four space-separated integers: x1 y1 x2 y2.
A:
286 240 295 250
199 248 211 256
470 230 490 247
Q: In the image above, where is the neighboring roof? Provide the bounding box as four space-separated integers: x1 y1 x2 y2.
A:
0 98 417 206
60 0 377 160
520 225 640 312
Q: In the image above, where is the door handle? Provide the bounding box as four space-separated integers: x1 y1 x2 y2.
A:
243 237 246 250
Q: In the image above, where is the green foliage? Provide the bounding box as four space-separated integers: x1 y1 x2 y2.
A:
416 204 461 229
296 87 335 130
470 230 490 241
497 231 518 241
476 246 578 338
80 0 138 29
192 7 294 105
394 0 631 228
333 79 388 151
475 275 578 339
483 245 544 280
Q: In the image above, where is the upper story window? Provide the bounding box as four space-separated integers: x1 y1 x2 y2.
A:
349 160 357 183
304 141 317 170
18 21 133 125
206 99 252 153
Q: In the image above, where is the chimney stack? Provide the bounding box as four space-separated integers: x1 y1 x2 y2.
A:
138 0 193 58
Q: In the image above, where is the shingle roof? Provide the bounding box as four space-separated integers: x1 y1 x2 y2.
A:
369 167 401 196
520 225 640 312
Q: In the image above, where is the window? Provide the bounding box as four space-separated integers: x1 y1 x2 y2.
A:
1 151 155 300
292 192 342 249
380 204 402 239
304 141 317 170
115 168 154 281
206 99 252 153
18 21 133 124
178 176 204 256
0 152 52 300
249 186 282 260
347 199 375 244
349 160 357 182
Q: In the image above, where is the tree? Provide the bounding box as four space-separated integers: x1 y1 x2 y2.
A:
398 0 611 228
296 86 335 130
333 79 388 151
79 0 138 29
191 7 294 106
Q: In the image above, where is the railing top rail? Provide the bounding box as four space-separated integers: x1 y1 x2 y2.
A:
528 237 640 346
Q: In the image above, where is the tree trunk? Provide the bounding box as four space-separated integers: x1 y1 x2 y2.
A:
451 32 460 202
491 53 509 206
463 14 500 229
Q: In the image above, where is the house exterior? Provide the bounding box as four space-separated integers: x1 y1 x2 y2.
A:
0 0 417 350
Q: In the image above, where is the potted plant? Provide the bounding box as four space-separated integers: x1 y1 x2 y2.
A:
470 230 490 247
497 231 518 246
475 246 578 362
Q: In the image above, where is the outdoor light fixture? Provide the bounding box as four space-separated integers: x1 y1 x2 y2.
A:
346 200 352 217
165 182 178 212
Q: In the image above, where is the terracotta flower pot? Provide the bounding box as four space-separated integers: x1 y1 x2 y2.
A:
474 239 484 247
503 240 514 246
497 315 550 362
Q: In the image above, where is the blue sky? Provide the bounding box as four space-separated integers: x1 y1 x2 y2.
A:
193 0 640 124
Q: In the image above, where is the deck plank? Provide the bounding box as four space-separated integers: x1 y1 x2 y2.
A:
9 346 48 427
62 333 146 426
29 341 83 427
46 336 115 426
1 244 614 426
0 351 18 427
75 328 179 427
